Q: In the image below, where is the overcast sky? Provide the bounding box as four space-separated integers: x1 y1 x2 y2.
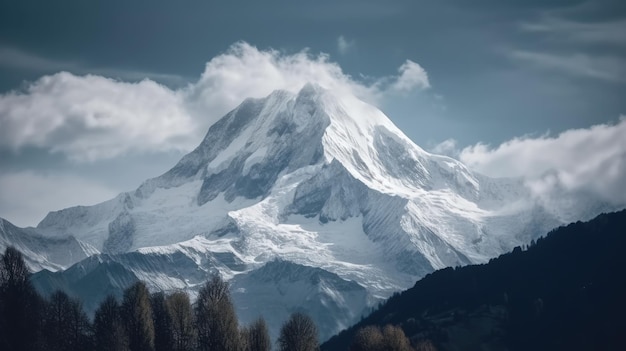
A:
1 0 625 227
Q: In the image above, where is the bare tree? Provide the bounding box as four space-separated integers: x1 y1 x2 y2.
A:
240 326 251 351
121 282 155 351
0 246 43 350
94 295 129 351
43 290 92 351
381 324 413 351
243 317 271 351
413 339 437 351
0 246 30 286
166 291 196 351
277 312 319 351
151 292 174 351
350 325 414 351
195 275 240 351
350 325 384 351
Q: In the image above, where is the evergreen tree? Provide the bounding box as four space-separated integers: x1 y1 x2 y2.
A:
121 282 155 351
150 292 174 351
195 275 240 351
166 291 195 351
277 312 319 351
93 295 129 351
42 290 92 351
0 246 43 350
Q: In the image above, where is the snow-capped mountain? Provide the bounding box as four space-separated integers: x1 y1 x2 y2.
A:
2 83 617 341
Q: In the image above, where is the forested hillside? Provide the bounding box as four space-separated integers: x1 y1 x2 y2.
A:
323 210 626 351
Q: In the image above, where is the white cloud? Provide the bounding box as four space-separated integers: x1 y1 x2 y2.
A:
429 138 459 158
520 17 626 47
185 42 385 123
390 60 431 92
510 50 626 82
187 41 429 115
181 42 431 132
514 15 626 83
0 72 195 162
0 42 431 162
0 171 119 227
337 35 355 55
458 117 626 206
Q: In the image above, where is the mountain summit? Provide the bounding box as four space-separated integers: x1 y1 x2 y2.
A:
1 84 614 340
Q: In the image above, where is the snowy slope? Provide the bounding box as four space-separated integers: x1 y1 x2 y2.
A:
0 218 98 271
7 83 622 340
230 260 375 342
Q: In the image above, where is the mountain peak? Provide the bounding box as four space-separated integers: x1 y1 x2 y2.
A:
131 85 488 210
299 81 325 96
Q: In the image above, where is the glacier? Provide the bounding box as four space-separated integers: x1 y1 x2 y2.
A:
1 83 620 341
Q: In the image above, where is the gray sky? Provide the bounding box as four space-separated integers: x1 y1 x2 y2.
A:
1 0 625 227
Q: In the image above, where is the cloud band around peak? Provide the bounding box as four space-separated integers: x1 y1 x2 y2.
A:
0 42 430 162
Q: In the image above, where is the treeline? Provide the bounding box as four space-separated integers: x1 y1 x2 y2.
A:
0 246 320 351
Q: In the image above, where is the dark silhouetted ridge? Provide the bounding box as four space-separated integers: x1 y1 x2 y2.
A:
322 209 626 351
